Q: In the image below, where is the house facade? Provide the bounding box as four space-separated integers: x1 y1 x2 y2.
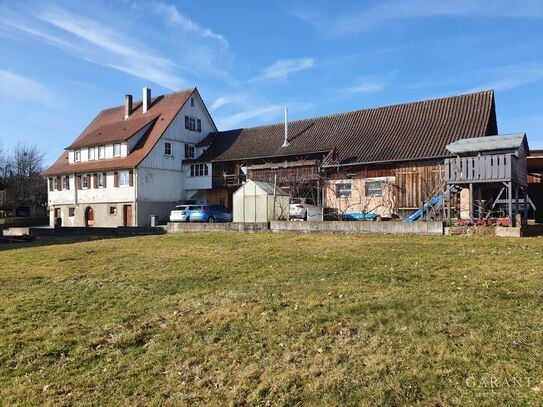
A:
44 87 216 227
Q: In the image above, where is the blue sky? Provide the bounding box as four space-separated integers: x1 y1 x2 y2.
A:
1 0 542 166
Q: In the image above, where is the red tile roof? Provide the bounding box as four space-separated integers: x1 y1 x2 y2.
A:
196 90 497 166
44 88 195 176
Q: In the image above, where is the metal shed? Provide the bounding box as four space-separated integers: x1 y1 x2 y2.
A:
233 180 290 222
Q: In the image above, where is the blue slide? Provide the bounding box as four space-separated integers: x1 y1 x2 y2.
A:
404 186 458 222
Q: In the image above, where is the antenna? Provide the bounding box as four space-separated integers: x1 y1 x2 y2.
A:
282 107 289 147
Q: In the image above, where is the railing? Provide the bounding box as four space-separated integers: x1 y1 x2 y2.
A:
212 174 246 188
445 153 515 183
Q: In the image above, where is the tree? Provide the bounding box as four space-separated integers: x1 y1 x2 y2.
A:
4 144 48 215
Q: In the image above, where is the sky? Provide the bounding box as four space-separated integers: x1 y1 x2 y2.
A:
1 0 542 166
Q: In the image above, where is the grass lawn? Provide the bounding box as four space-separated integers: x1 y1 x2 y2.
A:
1 233 542 406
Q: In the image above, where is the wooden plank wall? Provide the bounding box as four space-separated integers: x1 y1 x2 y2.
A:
395 162 444 209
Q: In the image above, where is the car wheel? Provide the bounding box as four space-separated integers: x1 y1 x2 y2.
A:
208 217 215 223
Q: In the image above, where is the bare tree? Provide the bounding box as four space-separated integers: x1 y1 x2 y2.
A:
5 144 48 214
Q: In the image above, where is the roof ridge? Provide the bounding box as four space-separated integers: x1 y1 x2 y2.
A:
217 89 495 133
97 87 196 113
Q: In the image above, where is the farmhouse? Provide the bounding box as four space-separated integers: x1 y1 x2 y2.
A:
45 87 538 227
44 87 216 227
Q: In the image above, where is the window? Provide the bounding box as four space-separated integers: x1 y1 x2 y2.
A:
74 150 81 162
190 163 208 177
82 175 89 189
197 119 201 132
164 142 172 156
336 183 351 198
365 181 383 197
184 144 195 159
109 206 117 215
89 147 95 160
69 208 75 217
119 170 129 187
98 173 105 188
98 146 105 159
190 97 195 106
113 143 121 157
62 176 69 190
184 115 199 131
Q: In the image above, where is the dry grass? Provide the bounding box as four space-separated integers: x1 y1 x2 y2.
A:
1 233 542 406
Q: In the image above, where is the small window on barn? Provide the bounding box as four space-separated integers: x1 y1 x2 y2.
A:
365 181 383 197
109 206 117 215
190 163 208 177
336 183 351 198
68 207 75 217
164 142 172 156
190 97 195 107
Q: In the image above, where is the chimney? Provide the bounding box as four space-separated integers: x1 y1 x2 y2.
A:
142 86 151 113
282 107 289 147
124 94 133 119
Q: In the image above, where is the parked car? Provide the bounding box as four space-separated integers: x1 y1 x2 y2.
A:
289 197 318 220
189 204 233 223
169 204 203 222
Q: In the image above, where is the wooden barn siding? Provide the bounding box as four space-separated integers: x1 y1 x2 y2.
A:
325 161 445 209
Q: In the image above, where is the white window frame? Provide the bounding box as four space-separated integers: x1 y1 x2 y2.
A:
190 163 208 177
113 143 121 157
119 170 129 187
365 181 383 197
184 144 195 159
62 176 68 190
98 146 105 160
98 173 105 188
336 182 352 198
74 150 81 162
82 175 89 189
88 147 95 160
164 142 172 156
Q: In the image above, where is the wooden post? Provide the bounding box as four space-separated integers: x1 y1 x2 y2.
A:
469 183 473 222
508 181 513 227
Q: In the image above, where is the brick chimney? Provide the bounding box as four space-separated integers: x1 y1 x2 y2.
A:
124 94 133 119
142 86 151 113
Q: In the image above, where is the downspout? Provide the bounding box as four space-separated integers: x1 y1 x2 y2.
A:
134 168 138 226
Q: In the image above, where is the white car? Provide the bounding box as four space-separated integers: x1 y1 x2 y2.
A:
169 205 203 222
289 197 318 220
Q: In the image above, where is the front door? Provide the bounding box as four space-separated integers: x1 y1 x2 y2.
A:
123 205 133 226
85 207 94 227
54 208 62 227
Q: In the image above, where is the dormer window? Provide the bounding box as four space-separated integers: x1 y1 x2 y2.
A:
98 146 105 159
74 150 81 162
89 147 95 160
113 143 121 157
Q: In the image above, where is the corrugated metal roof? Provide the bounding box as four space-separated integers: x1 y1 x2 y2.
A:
446 133 528 154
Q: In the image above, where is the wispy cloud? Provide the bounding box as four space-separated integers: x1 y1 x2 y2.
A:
33 8 186 90
0 70 53 106
290 0 543 35
250 58 315 82
216 105 284 129
468 63 543 92
346 76 389 94
151 2 229 47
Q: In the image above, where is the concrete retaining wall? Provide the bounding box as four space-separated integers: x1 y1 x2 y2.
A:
270 220 444 235
29 226 166 237
166 222 268 233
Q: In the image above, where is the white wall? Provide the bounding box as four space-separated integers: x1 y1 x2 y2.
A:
136 167 185 201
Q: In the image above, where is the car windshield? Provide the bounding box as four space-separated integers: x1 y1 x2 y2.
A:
188 206 202 210
290 198 302 204
174 205 189 210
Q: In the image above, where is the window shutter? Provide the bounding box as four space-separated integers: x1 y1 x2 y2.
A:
114 172 119 187
128 170 134 186
103 173 107 188
49 178 53 191
93 174 98 189
77 175 82 190
185 115 189 129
